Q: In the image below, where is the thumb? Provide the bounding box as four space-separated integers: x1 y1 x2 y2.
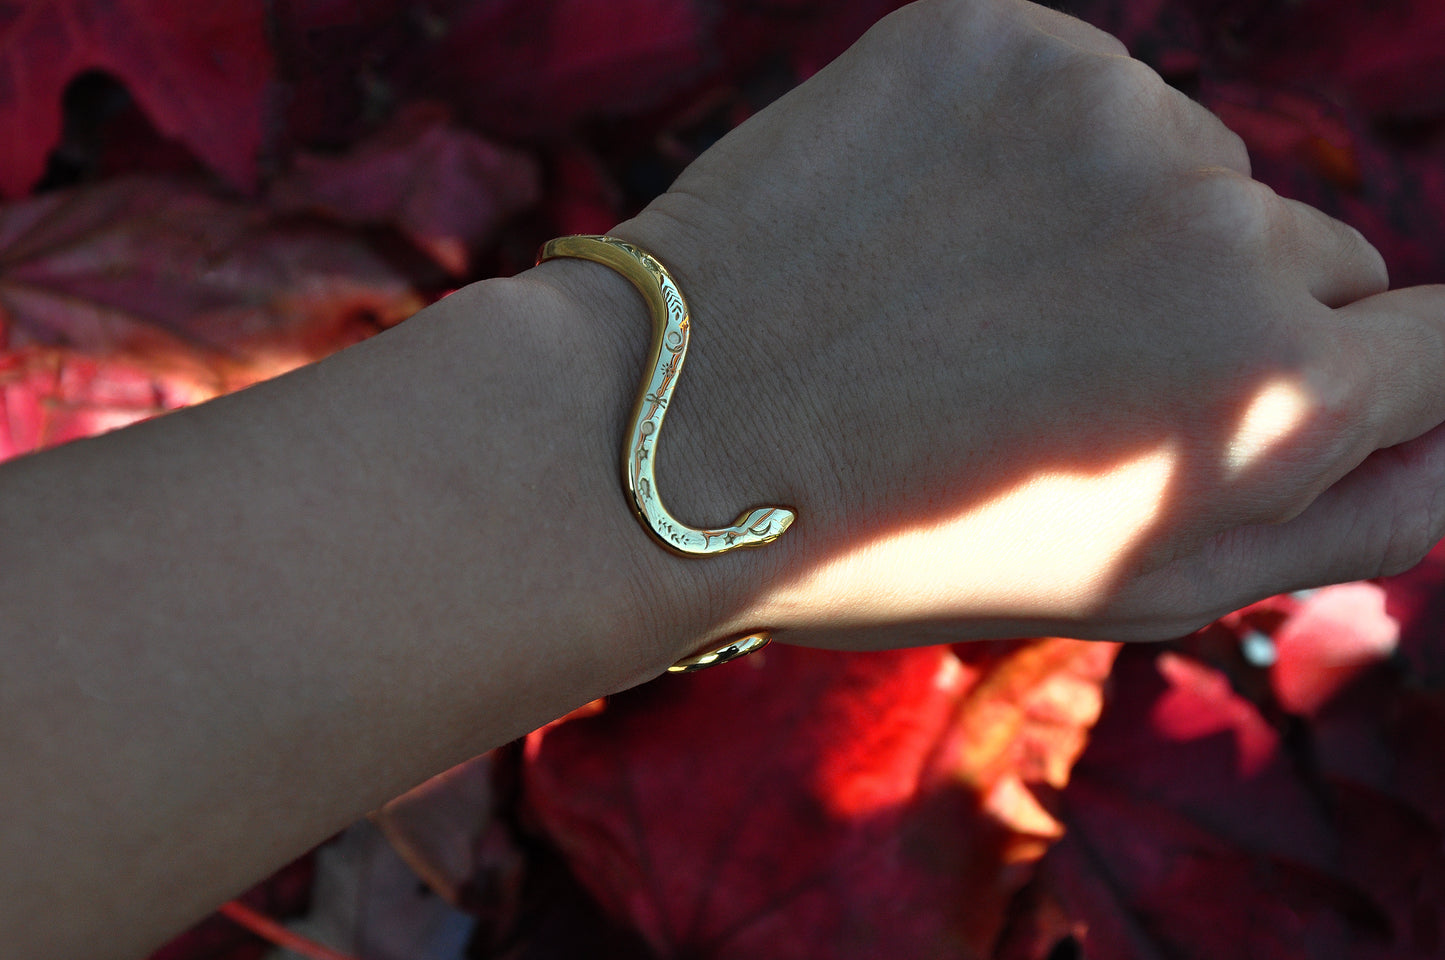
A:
1333 283 1445 450
1215 418 1445 597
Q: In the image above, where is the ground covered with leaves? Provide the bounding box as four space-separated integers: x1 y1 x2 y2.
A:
4 1 1445 958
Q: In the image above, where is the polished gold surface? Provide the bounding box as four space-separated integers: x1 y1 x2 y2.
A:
537 235 796 555
666 632 771 673
536 235 795 671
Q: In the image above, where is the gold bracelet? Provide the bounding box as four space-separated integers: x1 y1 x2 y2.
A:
536 235 795 673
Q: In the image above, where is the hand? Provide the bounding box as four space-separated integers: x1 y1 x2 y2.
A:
550 0 1445 650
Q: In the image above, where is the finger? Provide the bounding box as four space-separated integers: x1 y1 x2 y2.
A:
1334 284 1445 450
1015 2 1254 178
1280 197 1390 307
1207 419 1445 600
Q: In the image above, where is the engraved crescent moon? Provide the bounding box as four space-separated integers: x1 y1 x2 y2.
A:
536 235 793 673
536 235 797 557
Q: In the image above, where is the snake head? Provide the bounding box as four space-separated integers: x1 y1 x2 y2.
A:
738 506 797 545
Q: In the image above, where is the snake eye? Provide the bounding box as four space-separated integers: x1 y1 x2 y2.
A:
536 234 793 673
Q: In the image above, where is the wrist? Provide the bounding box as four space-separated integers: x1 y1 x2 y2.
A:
501 254 767 673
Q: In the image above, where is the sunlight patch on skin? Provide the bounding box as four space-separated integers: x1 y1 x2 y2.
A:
1224 378 1312 480
755 441 1179 629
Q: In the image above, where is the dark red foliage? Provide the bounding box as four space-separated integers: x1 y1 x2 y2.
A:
986 580 1445 960
147 853 317 960
268 102 541 276
1033 645 1445 960
0 177 422 460
1060 0 1445 289
0 0 272 197
522 641 1119 959
1 1 1442 959
416 0 709 140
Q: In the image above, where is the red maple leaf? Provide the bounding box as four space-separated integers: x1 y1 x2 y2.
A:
1058 0 1445 291
413 0 707 140
0 176 423 460
519 639 1119 959
1182 0 1445 122
374 753 525 920
1003 613 1445 960
269 103 541 277
0 0 272 197
8 4 1441 959
147 851 317 960
1062 0 1445 121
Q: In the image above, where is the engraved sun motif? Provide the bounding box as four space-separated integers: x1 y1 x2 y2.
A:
537 234 794 562
537 234 794 672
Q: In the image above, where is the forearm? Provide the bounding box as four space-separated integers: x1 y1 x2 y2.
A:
0 264 709 959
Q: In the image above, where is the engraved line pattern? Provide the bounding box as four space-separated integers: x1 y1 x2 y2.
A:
537 234 796 557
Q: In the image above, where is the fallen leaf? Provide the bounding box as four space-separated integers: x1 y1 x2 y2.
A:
0 0 273 196
520 639 1118 959
0 176 423 460
1062 0 1445 121
269 0 422 150
269 103 540 276
545 145 625 239
1384 539 1445 683
1007 645 1445 959
1199 0 1445 121
147 851 316 960
374 752 526 921
278 820 477 960
1267 583 1397 712
1059 0 1445 290
377 742 658 960
420 0 706 139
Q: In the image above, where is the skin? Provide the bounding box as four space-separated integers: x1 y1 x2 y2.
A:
3 0 1445 956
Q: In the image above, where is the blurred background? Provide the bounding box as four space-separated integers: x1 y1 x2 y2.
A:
3 1 1444 958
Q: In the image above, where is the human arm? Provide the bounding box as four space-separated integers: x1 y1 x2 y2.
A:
6 0 1445 957
0 266 715 960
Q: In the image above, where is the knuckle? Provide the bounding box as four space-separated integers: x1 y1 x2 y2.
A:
1377 514 1438 577
1073 56 1171 134
1084 28 1132 59
1053 56 1253 182
1032 55 1177 180
1346 224 1390 291
906 0 1021 52
1175 105 1255 178
1376 475 1445 577
1259 485 1319 526
1174 171 1278 259
1305 357 1367 447
893 0 1038 92
1095 53 1166 97
1224 344 1369 523
1175 97 1252 176
1215 123 1253 177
